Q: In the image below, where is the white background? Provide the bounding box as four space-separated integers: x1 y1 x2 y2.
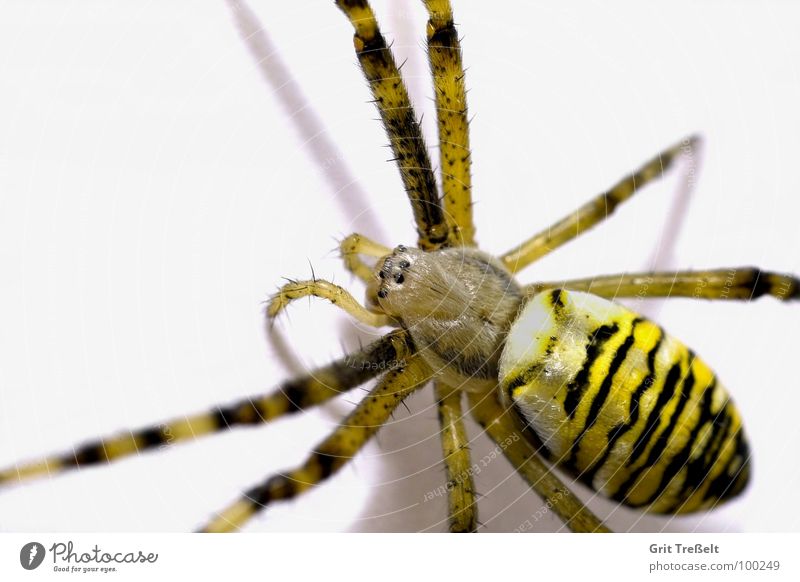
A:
0 0 799 532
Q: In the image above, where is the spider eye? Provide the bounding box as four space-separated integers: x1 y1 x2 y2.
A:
377 289 388 299
379 271 386 279
395 273 405 284
396 245 407 253
399 260 410 269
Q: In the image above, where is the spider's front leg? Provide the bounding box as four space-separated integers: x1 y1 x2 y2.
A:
339 232 390 284
335 0 448 250
423 0 475 247
199 356 432 532
268 278 395 327
468 390 611 533
0 331 414 487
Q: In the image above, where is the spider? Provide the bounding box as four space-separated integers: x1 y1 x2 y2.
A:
1 1 799 533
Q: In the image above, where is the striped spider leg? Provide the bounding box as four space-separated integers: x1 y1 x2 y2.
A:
423 0 475 247
501 135 702 274
0 331 413 487
468 390 610 533
334 0 606 533
335 0 446 250
497 138 800 519
200 355 433 532
500 133 799 303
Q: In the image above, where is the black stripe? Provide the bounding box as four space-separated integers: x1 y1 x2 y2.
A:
611 359 684 503
311 450 338 480
565 319 640 472
644 356 696 465
281 382 307 413
682 405 733 498
245 484 271 507
505 371 531 398
505 361 545 403
210 408 230 429
744 268 770 299
644 376 716 507
427 19 457 47
69 443 104 466
617 354 696 505
787 277 800 299
581 328 664 486
660 378 723 511
139 427 167 447
550 289 565 311
625 361 682 469
702 428 750 504
245 474 291 507
563 323 620 419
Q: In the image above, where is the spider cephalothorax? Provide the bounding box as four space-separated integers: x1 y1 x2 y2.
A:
369 245 522 389
1 0 798 534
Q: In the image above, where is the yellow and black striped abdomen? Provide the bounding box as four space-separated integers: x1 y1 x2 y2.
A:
499 289 750 514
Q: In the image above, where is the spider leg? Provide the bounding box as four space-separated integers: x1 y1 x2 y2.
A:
435 382 477 532
467 390 611 533
268 278 395 327
198 356 432 532
0 331 413 487
423 0 475 247
525 268 800 301
334 0 448 250
339 232 391 283
502 135 700 273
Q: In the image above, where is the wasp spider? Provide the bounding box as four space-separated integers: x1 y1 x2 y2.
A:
1 1 798 533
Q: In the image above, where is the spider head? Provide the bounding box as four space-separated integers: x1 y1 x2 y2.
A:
365 244 420 317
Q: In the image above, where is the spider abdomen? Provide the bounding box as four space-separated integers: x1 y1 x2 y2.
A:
499 289 750 514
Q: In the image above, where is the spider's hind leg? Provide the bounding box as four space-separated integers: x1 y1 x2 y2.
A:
468 390 610 533
502 135 700 274
199 355 432 532
526 268 800 302
435 382 477 532
0 331 413 487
